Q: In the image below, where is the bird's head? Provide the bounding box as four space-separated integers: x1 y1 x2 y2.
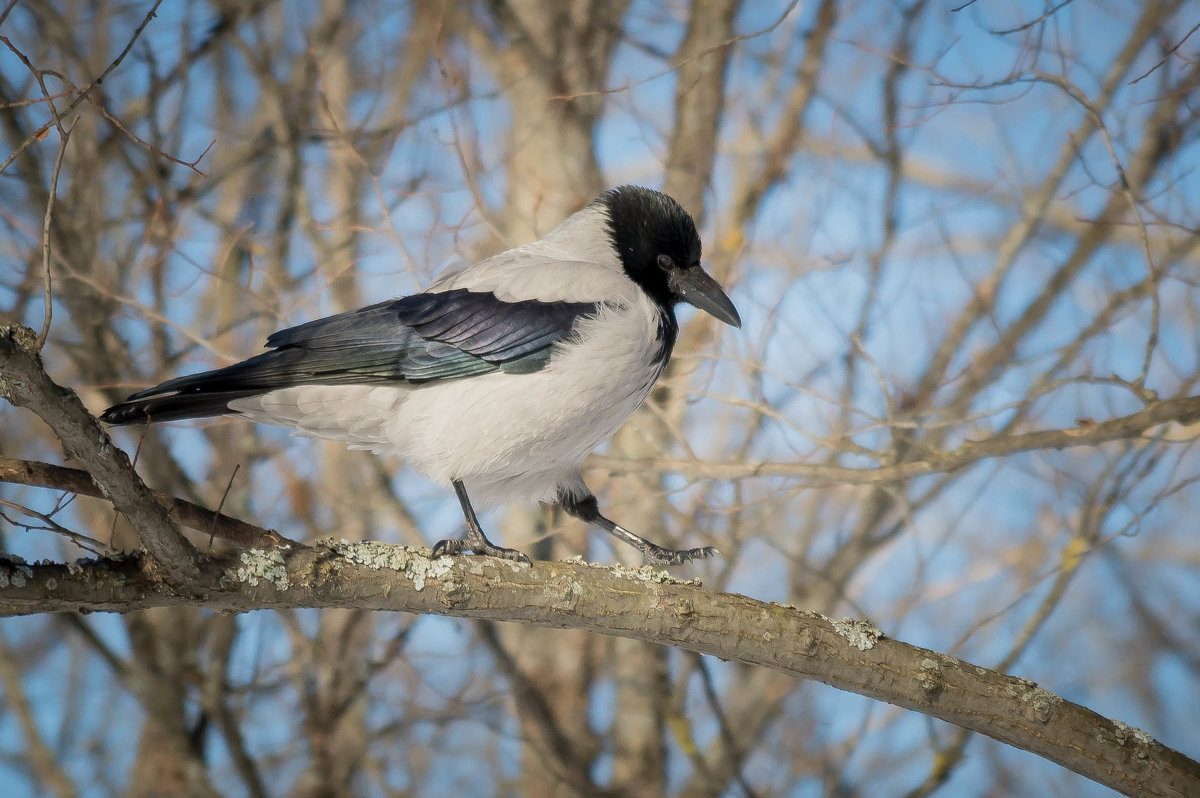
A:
597 186 741 328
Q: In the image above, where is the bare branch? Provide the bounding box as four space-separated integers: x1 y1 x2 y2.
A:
0 634 79 798
35 115 73 352
0 0 163 177
1130 21 1200 85
0 324 203 584
989 0 1077 36
0 496 108 555
0 545 1196 797
592 394 1200 484
0 455 295 551
662 0 740 216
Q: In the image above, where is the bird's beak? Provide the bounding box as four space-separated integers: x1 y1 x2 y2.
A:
670 266 741 328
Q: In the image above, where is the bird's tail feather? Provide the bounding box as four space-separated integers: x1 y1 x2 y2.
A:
100 346 347 426
100 389 263 425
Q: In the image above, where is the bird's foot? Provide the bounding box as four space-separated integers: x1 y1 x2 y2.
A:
638 543 720 567
431 536 532 565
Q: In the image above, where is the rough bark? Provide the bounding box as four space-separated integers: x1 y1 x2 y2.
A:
1 325 204 585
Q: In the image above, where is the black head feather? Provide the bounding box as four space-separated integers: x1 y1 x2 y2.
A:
595 185 702 311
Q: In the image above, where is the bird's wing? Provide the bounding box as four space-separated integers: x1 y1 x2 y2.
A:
253 287 604 383
102 289 603 425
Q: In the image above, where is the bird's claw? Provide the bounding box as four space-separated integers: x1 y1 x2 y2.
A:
430 538 461 558
431 537 532 565
640 544 720 567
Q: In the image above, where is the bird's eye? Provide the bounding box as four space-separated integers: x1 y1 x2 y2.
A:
656 254 674 271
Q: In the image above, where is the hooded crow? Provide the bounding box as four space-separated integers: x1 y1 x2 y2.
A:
102 186 741 565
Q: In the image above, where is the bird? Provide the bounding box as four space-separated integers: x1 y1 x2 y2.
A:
102 186 741 565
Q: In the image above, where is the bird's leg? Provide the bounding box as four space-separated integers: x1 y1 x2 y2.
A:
559 493 718 566
431 480 532 564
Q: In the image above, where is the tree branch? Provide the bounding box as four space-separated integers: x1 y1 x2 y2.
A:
0 543 1195 798
0 455 296 551
662 0 740 217
591 394 1200 484
0 324 204 584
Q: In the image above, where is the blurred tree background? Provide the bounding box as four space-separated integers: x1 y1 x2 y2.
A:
2 0 1199 795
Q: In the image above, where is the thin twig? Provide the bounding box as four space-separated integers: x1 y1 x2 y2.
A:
989 0 1076 36
1033 71 1162 386
0 89 75 109
590 394 1200 485
0 497 109 556
694 653 760 798
0 0 163 177
542 0 802 103
82 90 213 176
210 464 241 549
1130 21 1200 85
35 117 75 353
0 0 19 29
0 455 298 551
